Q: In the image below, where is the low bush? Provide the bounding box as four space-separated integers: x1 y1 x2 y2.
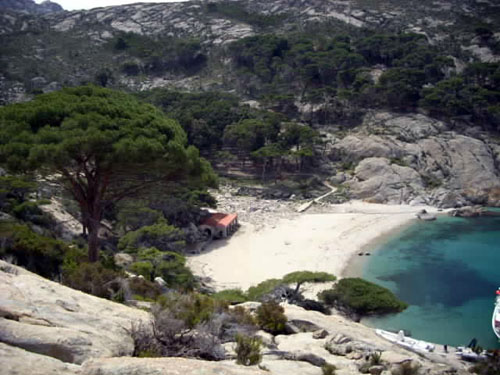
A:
118 222 186 254
255 301 287 335
318 278 408 316
247 278 284 301
235 334 262 366
62 262 123 300
212 289 248 304
130 247 197 291
127 277 162 301
0 221 68 278
322 363 337 375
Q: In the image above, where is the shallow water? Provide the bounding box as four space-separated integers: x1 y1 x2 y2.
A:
349 213 500 349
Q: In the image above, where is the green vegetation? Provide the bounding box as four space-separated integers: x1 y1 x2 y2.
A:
0 221 68 278
255 301 287 334
212 289 248 304
110 32 206 75
0 85 216 262
282 271 336 295
235 334 262 366
318 278 408 315
322 363 337 375
246 278 284 301
118 221 186 254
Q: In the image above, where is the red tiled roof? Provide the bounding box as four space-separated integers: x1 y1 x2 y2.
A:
201 213 238 228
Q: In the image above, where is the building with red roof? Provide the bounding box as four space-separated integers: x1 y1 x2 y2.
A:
199 213 239 239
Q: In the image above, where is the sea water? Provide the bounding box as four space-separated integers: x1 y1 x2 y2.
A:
348 212 500 349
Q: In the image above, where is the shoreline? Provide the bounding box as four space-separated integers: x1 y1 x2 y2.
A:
188 199 443 292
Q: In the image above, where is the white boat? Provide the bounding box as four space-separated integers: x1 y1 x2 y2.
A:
492 288 500 340
376 329 435 353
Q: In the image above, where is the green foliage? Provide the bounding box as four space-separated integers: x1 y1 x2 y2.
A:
318 278 408 316
235 334 262 366
128 247 196 290
157 292 226 329
212 289 249 304
118 222 186 254
128 277 162 301
0 175 36 204
0 221 68 278
420 63 500 131
109 32 206 75
255 301 287 335
322 363 337 375
130 261 154 280
62 262 123 299
247 278 284 301
11 201 52 226
282 271 336 293
370 351 382 366
0 85 216 262
116 201 163 232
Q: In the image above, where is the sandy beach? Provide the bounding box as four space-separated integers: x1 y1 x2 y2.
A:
188 198 442 292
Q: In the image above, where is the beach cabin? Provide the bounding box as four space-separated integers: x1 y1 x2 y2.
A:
199 213 239 239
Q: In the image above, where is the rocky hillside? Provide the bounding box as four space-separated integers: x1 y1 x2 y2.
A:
0 0 63 14
0 260 471 375
0 0 499 207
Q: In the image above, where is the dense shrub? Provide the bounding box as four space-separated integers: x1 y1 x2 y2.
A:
235 334 262 366
246 278 284 301
118 222 186 253
127 276 162 301
255 301 287 335
212 289 248 304
0 221 68 278
318 278 408 316
130 247 197 290
282 270 336 295
322 363 337 375
62 262 123 300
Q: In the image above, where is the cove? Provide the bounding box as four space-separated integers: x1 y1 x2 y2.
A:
347 213 500 349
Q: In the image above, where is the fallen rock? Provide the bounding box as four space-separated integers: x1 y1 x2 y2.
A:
448 206 484 217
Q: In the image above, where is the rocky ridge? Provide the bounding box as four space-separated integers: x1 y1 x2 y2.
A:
0 260 471 375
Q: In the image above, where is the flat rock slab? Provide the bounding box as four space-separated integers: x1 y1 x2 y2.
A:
0 260 151 364
81 357 268 375
0 342 80 375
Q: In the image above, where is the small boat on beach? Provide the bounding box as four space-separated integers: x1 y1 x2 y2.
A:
375 329 435 353
492 288 500 340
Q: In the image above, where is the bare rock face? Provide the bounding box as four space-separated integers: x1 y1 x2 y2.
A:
0 260 151 365
349 157 424 204
332 112 500 207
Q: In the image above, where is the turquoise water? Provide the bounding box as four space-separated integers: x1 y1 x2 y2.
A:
351 213 500 349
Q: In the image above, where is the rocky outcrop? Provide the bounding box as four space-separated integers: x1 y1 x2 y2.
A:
331 112 500 207
0 260 150 365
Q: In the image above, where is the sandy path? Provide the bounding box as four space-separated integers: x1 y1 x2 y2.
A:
188 201 442 291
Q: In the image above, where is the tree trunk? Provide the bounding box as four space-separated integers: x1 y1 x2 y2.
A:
87 217 101 263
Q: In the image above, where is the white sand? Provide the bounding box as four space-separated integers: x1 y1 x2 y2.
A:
188 201 443 291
